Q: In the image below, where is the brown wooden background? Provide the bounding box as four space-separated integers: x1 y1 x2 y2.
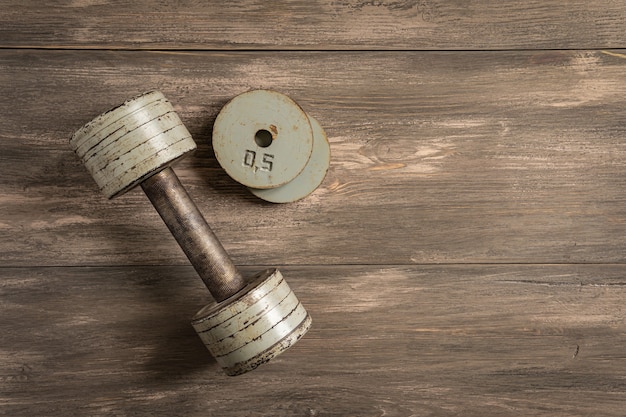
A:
1 1 626 416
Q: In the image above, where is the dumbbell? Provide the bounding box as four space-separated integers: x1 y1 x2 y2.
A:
212 90 330 203
69 91 311 376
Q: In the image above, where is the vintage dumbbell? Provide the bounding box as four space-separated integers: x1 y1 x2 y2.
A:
212 90 330 203
69 91 311 376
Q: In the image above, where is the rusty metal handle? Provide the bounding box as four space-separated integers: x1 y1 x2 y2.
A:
141 167 246 302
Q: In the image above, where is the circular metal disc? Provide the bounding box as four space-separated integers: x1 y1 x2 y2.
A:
212 90 314 189
249 116 330 203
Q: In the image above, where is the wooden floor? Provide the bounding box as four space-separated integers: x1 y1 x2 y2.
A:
1 2 626 416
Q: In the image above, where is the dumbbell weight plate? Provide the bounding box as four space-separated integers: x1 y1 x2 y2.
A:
249 116 330 203
70 91 196 199
191 268 312 376
212 90 314 189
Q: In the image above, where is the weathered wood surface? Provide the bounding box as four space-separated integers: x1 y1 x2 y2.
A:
1 265 625 416
1 49 626 266
2 1 626 415
1 0 626 50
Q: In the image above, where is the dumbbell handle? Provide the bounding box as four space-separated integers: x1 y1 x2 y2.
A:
141 167 247 302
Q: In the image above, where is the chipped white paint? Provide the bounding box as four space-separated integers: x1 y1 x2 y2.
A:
69 91 196 198
191 269 312 376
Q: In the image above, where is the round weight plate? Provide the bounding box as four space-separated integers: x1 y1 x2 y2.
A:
191 268 312 376
249 116 330 203
70 91 196 198
212 90 314 189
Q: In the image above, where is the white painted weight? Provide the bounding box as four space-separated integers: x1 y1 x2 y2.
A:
249 115 330 203
191 268 312 376
212 90 314 189
70 91 196 198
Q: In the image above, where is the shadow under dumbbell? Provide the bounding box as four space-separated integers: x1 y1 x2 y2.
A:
141 319 218 382
128 266 220 381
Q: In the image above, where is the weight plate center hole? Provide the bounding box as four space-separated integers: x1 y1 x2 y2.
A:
255 129 273 148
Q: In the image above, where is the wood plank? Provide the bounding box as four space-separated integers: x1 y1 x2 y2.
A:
1 50 626 266
1 1 626 50
0 51 626 266
1 264 625 416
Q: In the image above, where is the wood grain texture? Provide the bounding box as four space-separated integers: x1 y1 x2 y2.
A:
2 2 626 414
1 1 626 50
1 265 625 416
1 49 626 266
